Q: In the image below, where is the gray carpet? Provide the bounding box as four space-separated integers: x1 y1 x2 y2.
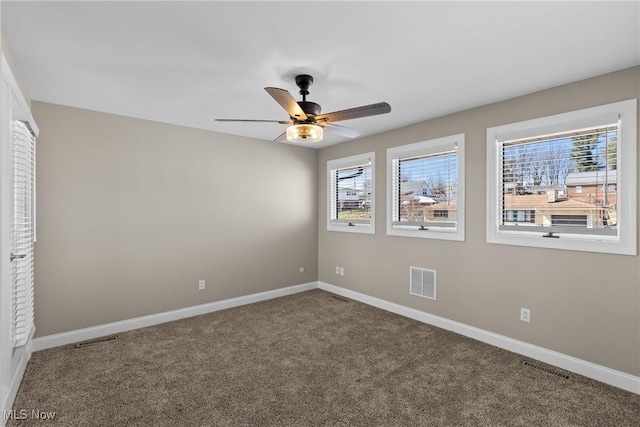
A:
8 290 640 426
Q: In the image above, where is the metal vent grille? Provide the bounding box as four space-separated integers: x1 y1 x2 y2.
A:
410 266 436 300
522 360 571 380
74 335 118 348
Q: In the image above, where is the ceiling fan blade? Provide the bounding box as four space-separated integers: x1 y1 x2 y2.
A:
264 87 308 121
273 131 288 142
215 118 292 124
316 102 391 123
323 123 362 139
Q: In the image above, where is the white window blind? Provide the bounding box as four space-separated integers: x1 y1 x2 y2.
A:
11 119 36 347
498 123 618 237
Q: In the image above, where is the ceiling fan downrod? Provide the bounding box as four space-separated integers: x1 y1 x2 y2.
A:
295 74 313 102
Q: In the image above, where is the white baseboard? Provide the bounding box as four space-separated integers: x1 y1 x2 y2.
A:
318 281 640 395
32 282 317 352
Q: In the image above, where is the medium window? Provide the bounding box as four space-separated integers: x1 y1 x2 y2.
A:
387 134 465 241
327 152 375 234
487 99 636 255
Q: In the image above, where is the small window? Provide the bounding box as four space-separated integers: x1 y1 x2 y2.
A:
487 99 636 255
327 152 375 234
387 134 465 241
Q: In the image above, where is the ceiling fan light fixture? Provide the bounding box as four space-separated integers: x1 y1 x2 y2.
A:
286 123 323 143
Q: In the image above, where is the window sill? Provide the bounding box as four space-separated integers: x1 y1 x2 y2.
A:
387 226 464 241
487 229 635 255
328 223 375 234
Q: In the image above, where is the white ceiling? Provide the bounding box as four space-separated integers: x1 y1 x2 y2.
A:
3 1 639 148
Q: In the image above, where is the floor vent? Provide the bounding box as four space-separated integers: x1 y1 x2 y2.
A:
332 295 350 303
74 335 118 348
410 266 436 300
522 360 571 380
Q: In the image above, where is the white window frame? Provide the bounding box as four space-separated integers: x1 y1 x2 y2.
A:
387 134 465 241
327 152 375 234
486 99 637 255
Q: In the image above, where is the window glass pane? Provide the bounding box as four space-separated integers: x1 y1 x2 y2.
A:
500 124 617 236
328 152 375 234
335 163 371 222
396 150 457 226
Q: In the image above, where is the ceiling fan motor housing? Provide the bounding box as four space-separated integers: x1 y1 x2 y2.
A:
297 101 321 118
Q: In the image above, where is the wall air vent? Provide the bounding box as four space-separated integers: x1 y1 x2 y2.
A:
410 266 436 300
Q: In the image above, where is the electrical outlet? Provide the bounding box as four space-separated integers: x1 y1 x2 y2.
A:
198 279 206 290
339 267 344 276
520 308 531 323
336 266 340 275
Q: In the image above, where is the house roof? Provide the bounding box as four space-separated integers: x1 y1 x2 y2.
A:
401 181 432 196
503 194 603 210
425 200 457 210
522 185 565 194
565 171 617 186
415 196 439 204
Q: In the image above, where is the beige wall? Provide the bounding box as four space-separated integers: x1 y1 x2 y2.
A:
33 102 318 337
318 66 640 376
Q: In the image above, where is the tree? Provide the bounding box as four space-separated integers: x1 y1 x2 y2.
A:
544 144 571 186
528 146 546 186
606 136 617 170
427 174 446 198
504 145 531 188
571 133 604 172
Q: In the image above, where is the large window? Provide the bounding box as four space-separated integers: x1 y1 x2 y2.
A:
487 99 636 255
327 152 375 234
387 134 465 241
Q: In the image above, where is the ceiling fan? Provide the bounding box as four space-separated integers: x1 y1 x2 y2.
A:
215 74 391 143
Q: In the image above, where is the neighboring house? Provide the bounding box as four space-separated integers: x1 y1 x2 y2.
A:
398 182 459 222
338 186 360 201
338 186 368 210
401 181 433 199
565 171 617 206
503 194 611 227
422 200 458 223
504 183 567 197
400 199 457 223
523 185 566 197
